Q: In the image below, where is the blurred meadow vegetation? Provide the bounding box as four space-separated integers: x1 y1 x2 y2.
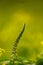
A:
0 0 43 62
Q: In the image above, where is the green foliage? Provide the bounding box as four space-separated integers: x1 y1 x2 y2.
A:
36 58 43 65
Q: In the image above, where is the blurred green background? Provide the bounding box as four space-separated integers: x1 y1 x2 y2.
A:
0 0 43 61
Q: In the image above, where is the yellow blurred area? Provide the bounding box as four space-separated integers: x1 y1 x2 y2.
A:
2 63 5 65
41 41 43 45
12 11 30 24
15 12 30 21
0 48 5 57
0 22 18 42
